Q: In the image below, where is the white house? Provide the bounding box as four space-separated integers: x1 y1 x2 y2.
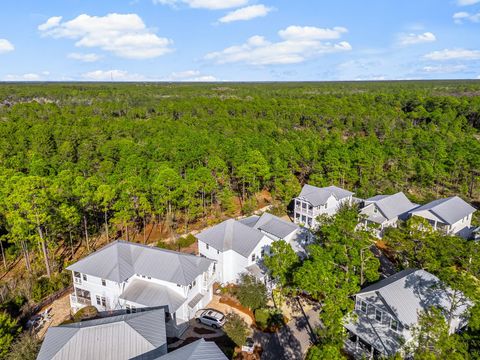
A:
196 212 306 284
67 240 216 337
196 219 272 284
239 212 310 255
359 192 418 237
293 184 354 229
408 196 476 237
344 269 471 359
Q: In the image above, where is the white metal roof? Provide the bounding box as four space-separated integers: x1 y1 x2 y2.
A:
297 184 354 206
67 240 213 285
409 196 476 225
363 192 418 221
37 309 167 360
156 339 227 360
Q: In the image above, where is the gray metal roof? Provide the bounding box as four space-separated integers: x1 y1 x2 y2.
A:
67 241 213 285
298 184 354 206
37 309 167 360
238 215 260 227
364 192 418 221
409 196 476 225
156 339 227 360
120 279 186 313
358 269 469 327
252 212 299 239
195 219 265 257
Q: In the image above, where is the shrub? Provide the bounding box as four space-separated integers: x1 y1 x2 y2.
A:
5 332 40 360
31 272 71 302
73 306 98 322
236 274 267 311
254 308 285 332
0 311 20 358
156 240 176 250
176 234 196 249
223 313 248 347
254 308 269 329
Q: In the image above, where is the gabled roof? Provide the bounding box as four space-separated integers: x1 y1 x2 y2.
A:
297 184 354 206
358 269 469 327
363 192 418 221
67 241 212 285
157 339 227 360
409 196 476 225
250 212 299 239
37 309 167 360
120 279 187 312
195 219 265 257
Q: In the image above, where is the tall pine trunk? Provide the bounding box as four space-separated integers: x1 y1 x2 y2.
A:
35 212 51 278
104 210 109 242
83 214 90 252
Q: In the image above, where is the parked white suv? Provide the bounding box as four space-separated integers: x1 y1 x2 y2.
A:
195 309 226 329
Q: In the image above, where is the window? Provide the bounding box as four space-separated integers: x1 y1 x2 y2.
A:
261 249 265 258
307 217 312 227
302 202 307 209
96 295 101 305
131 306 137 313
101 297 107 307
375 309 382 322
126 304 131 314
74 272 81 278
147 276 151 280
96 296 106 307
373 207 378 214
251 254 256 262
206 244 209 250
101 279 106 286
217 250 219 254
390 319 399 331
301 215 306 223
82 274 87 281
295 213 300 219
360 300 367 313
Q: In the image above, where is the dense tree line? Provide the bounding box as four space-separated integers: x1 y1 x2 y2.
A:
0 82 478 277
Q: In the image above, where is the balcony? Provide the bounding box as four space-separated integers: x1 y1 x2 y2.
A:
70 293 91 306
74 277 82 285
295 206 313 216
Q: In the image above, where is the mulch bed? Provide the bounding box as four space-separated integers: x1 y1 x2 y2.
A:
219 295 256 324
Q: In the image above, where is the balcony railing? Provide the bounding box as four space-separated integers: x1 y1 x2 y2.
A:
74 277 82 285
295 206 314 216
70 293 91 306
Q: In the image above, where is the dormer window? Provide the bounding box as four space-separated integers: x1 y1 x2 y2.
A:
375 309 382 322
390 319 399 331
251 254 256 262
206 244 209 250
101 279 106 286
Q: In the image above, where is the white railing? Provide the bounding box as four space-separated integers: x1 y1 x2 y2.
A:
295 206 313 216
70 293 91 306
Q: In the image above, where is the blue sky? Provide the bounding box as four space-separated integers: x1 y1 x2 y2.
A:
0 0 479 81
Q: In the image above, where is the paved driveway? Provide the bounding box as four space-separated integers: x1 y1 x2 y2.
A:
255 306 321 360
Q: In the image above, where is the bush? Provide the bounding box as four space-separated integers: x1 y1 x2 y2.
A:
0 311 20 358
5 332 40 360
31 272 71 302
236 274 267 311
0 295 27 318
254 308 285 332
254 308 269 329
156 240 176 250
73 306 98 322
176 234 196 249
223 313 248 347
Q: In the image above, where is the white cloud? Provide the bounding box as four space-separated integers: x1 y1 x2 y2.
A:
422 64 467 73
38 13 173 59
81 69 217 82
205 25 351 65
68 52 102 62
0 39 14 54
82 69 146 81
457 0 480 5
3 73 44 81
219 4 272 23
153 0 248 9
399 32 436 46
424 48 480 61
453 11 480 23
166 70 217 81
